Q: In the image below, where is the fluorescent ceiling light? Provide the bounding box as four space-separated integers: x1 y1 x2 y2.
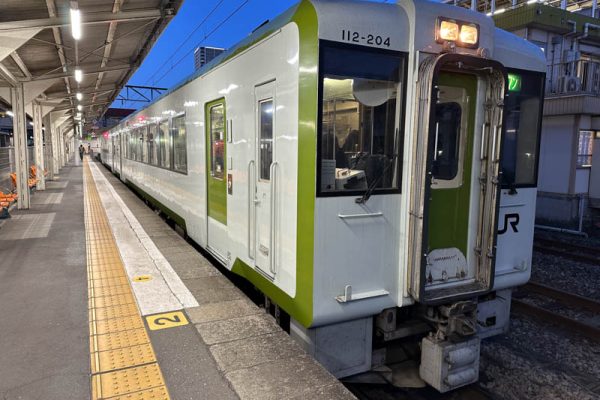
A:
74 68 82 82
77 105 82 111
29 121 34 126
76 92 83 101
70 8 82 40
6 110 14 117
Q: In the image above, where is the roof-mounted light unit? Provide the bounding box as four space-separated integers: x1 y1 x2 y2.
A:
76 92 83 101
74 68 82 82
6 110 14 117
77 105 82 111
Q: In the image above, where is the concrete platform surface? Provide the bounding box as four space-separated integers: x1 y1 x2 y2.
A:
91 159 356 400
0 156 356 400
0 164 89 400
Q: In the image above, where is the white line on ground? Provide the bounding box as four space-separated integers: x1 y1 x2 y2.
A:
88 161 199 315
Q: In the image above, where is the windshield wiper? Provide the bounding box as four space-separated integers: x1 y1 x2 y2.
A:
355 154 398 204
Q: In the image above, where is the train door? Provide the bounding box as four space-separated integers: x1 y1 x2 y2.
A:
426 72 478 295
408 54 505 304
205 99 228 259
253 81 276 278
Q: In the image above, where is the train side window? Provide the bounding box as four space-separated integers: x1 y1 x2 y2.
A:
141 127 148 163
158 120 171 169
318 42 405 195
501 71 544 187
209 104 225 180
259 100 273 180
172 115 187 173
148 124 157 165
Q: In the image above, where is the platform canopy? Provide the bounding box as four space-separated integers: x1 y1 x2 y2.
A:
0 0 183 133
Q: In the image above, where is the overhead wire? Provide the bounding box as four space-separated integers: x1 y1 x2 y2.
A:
143 0 226 86
151 0 251 85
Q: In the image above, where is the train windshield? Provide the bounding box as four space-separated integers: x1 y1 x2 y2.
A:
318 42 405 195
501 70 544 187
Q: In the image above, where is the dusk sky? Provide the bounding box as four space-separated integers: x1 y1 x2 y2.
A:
114 0 389 108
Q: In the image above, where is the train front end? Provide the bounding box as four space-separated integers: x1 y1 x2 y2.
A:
298 0 545 392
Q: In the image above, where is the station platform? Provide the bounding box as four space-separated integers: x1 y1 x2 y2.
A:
0 157 355 400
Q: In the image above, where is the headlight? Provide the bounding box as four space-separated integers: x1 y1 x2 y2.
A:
460 24 478 45
439 20 459 42
436 18 479 48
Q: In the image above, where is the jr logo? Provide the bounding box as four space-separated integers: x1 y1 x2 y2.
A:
498 213 519 234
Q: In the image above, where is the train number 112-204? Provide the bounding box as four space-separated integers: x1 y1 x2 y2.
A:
341 30 391 47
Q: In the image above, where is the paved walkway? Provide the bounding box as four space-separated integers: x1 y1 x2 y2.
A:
0 156 355 400
0 162 89 399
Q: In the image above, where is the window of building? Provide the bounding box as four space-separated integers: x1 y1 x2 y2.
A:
501 70 545 187
577 130 594 167
158 120 170 168
318 42 405 195
209 104 225 180
172 115 187 173
259 100 273 180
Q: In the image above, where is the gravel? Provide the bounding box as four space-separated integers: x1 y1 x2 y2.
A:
531 251 600 301
479 315 600 400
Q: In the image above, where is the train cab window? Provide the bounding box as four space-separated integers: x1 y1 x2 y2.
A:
158 120 171 169
172 115 187 173
259 100 273 180
501 70 544 187
432 102 462 181
431 85 469 188
148 124 157 165
318 42 405 195
209 104 225 180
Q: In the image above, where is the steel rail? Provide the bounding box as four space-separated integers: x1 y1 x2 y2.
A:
512 298 600 342
525 282 600 313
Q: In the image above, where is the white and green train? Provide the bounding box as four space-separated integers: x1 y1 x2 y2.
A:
101 0 545 392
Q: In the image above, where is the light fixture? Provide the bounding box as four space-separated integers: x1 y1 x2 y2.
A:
74 68 82 82
29 121 34 126
76 92 83 101
459 24 479 45
70 8 82 40
6 110 14 117
77 105 82 111
438 20 459 42
436 17 479 48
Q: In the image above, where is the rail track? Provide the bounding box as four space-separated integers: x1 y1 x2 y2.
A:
345 381 492 400
533 237 600 265
512 281 600 342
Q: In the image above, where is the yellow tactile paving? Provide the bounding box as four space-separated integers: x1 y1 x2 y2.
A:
83 159 170 400
90 294 137 309
92 315 145 336
105 386 170 400
92 364 167 399
92 343 157 373
92 303 141 322
93 329 151 352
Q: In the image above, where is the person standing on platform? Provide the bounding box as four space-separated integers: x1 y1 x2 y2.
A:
79 144 84 161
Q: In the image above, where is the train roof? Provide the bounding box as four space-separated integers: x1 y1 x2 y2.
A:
114 0 545 128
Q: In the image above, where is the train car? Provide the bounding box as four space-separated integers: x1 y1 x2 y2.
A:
100 0 545 392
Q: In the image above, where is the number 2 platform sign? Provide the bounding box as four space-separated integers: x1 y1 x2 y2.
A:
146 311 189 331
